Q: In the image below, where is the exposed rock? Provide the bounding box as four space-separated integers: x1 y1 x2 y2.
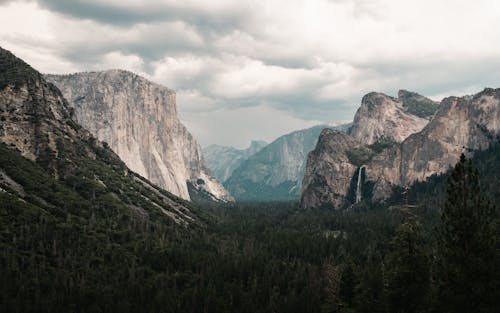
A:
367 88 500 200
46 71 233 202
348 92 430 145
301 129 364 209
203 140 267 182
301 88 500 208
0 46 197 224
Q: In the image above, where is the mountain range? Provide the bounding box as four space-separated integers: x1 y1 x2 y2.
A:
301 88 500 208
222 124 350 201
203 140 267 183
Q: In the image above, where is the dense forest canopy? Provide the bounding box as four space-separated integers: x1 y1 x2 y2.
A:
1 140 499 312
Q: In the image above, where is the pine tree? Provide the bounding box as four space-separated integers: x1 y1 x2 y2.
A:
385 211 429 313
435 154 498 313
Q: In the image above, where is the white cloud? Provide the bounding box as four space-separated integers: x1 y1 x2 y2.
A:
2 0 500 147
180 104 322 149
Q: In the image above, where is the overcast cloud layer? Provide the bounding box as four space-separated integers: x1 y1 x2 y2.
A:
1 0 500 148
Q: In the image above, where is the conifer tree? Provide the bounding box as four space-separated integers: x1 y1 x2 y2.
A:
385 211 429 313
435 154 497 313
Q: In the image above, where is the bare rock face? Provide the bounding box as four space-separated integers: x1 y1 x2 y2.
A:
300 129 364 209
348 92 430 145
301 88 500 208
367 88 500 200
46 70 233 202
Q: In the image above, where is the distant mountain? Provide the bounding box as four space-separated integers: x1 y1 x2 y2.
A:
348 90 436 145
46 71 232 202
203 140 267 182
224 124 350 201
301 88 500 209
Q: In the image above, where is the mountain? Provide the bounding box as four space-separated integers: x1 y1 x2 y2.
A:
45 71 232 202
0 46 201 224
203 140 267 182
348 91 435 145
224 124 350 201
301 88 500 209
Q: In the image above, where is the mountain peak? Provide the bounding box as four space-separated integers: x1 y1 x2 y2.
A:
349 90 429 145
0 47 44 90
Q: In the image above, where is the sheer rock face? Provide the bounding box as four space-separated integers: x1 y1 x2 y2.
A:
367 88 500 200
46 70 233 202
203 140 267 183
301 88 500 208
300 129 362 209
348 92 430 145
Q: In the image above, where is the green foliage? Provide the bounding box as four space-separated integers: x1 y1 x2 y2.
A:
400 90 440 118
435 154 499 313
1 133 499 313
385 212 430 313
0 47 43 90
367 139 396 154
346 147 374 167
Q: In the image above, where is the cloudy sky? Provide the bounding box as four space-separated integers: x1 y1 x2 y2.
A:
1 0 500 148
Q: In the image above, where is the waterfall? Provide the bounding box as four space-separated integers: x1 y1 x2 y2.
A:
355 165 365 204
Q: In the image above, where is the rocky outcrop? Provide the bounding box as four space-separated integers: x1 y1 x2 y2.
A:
367 89 500 200
300 129 365 208
46 71 233 202
225 124 350 201
301 88 500 209
348 92 430 145
203 140 267 182
0 48 81 168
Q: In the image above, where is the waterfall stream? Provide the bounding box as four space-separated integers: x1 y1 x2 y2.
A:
355 165 365 203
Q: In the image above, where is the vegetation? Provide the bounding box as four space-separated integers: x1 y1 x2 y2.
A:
346 147 374 167
400 90 440 119
0 48 43 90
1 140 499 312
1 148 498 313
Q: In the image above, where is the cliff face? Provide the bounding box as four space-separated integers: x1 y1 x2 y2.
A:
367 89 500 200
0 46 198 225
301 88 500 209
203 140 267 183
348 91 430 145
300 129 364 208
46 71 233 202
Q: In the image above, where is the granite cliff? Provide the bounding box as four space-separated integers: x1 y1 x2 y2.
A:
301 89 499 209
348 91 434 145
46 71 233 202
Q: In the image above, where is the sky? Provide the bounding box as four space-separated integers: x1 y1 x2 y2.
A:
1 0 500 148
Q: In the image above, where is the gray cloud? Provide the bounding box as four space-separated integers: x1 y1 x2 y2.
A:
1 0 500 147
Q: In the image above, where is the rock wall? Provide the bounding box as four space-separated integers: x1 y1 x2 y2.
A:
46 70 233 202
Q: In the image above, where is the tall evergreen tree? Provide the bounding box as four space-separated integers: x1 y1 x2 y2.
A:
385 211 430 313
435 154 498 313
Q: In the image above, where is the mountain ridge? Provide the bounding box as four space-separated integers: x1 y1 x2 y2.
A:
301 87 500 208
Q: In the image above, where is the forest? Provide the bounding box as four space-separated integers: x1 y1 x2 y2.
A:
1 140 499 313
